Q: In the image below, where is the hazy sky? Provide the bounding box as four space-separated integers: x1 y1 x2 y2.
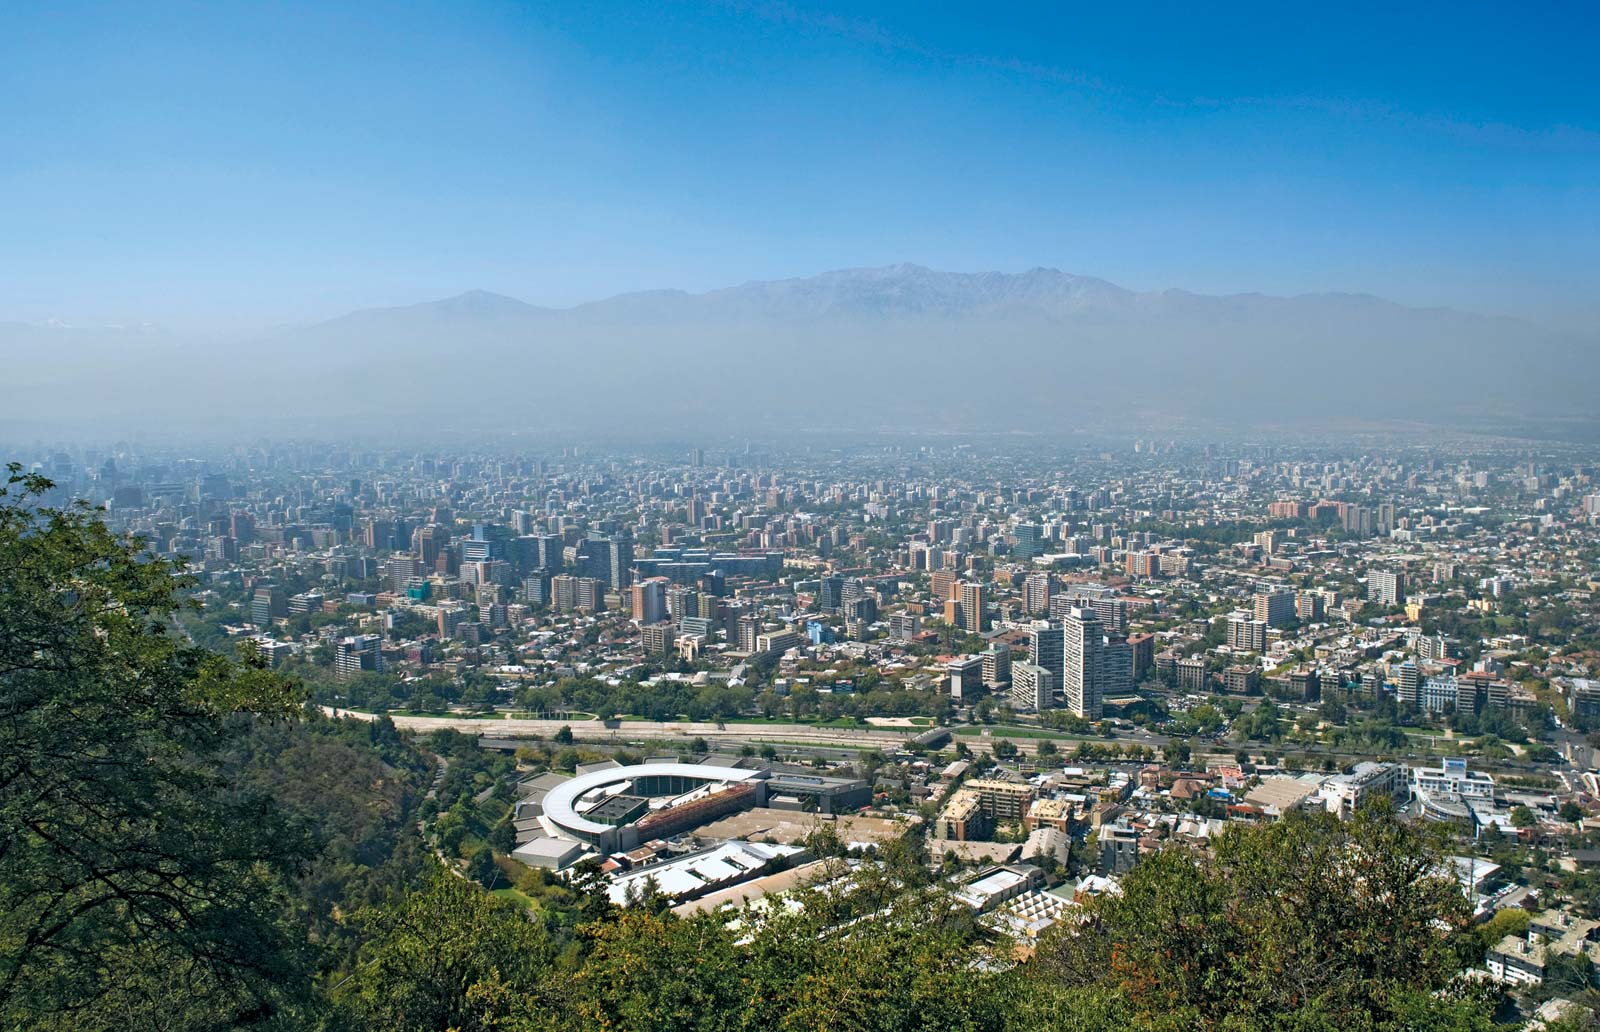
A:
3 1 1597 329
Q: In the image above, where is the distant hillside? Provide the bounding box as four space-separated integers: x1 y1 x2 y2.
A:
3 265 1592 437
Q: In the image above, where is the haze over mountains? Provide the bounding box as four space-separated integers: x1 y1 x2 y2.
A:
5 264 1592 440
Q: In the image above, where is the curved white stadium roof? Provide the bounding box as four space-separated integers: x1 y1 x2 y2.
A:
542 762 763 840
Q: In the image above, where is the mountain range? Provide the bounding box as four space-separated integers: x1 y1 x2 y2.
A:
4 264 1592 439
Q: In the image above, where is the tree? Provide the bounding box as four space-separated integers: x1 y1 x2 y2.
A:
1511 805 1537 828
554 724 575 745
466 844 499 887
1560 801 1585 825
342 865 551 1032
0 465 315 1031
1034 804 1482 1029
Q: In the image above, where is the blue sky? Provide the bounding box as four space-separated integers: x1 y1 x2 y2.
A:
2 1 1596 329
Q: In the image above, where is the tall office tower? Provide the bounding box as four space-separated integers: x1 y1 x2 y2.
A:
511 509 536 535
1028 624 1064 692
631 577 667 624
1367 570 1406 607
533 533 565 571
1253 587 1297 627
1024 573 1052 616
1101 635 1133 699
607 530 634 591
1012 522 1043 561
229 511 256 545
1063 608 1104 720
414 525 443 568
250 584 286 626
362 517 392 550
816 575 844 612
575 537 609 582
957 582 989 633
1377 502 1396 536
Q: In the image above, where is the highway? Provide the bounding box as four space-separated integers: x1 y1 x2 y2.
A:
324 708 919 753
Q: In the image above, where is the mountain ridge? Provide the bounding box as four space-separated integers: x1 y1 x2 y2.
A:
3 263 1592 437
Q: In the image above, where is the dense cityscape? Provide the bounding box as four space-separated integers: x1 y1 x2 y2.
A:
11 431 1600 1025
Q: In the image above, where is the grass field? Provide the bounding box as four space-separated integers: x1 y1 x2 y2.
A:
489 887 538 910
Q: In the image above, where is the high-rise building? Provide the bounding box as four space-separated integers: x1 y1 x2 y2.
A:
888 613 922 640
666 585 699 622
1010 662 1054 714
1012 523 1043 561
387 555 422 592
631 577 667 624
982 644 1012 686
1063 608 1104 720
250 584 286 626
608 530 634 590
1029 624 1064 684
1368 570 1405 607
1086 595 1128 634
552 574 578 612
574 577 604 612
737 614 762 653
957 582 988 633
1340 505 1374 539
521 572 551 606
1253 587 1296 628
1127 632 1155 682
816 575 844 612
335 634 383 680
1024 573 1052 616
1393 660 1421 707
533 534 565 571
641 622 674 655
1227 612 1268 652
947 655 984 700
414 525 443 568
1101 636 1133 699
229 511 256 545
